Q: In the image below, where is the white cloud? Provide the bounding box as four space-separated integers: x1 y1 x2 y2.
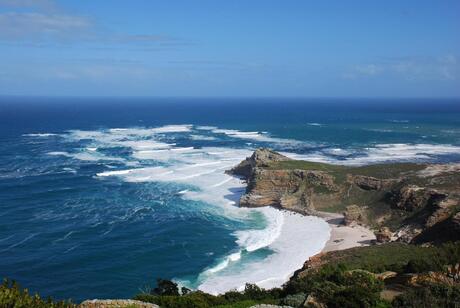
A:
344 55 459 81
354 64 384 76
0 12 91 40
0 0 55 9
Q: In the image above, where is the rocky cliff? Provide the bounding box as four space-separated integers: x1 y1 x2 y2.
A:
228 148 460 244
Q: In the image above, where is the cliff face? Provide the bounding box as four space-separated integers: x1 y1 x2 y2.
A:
239 168 337 214
228 149 460 244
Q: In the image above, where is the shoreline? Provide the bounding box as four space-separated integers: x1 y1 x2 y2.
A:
318 211 375 253
197 208 330 294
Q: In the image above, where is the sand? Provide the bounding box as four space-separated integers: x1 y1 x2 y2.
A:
318 212 376 253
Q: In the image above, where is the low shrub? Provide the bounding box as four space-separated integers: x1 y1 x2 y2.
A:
392 283 460 308
0 279 74 308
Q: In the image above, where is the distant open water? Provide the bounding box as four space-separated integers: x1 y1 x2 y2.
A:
0 97 459 301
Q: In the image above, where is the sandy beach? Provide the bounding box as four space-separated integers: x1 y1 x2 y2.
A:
319 212 376 253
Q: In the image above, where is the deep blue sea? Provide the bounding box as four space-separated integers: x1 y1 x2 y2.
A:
1 97 460 302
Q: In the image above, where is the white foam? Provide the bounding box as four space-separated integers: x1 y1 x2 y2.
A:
205 251 242 274
284 143 460 166
210 127 305 146
150 124 193 133
97 169 137 177
62 167 77 174
190 134 218 141
234 207 284 252
198 212 330 294
23 133 57 137
47 151 69 156
307 123 322 126
47 151 125 162
195 126 218 130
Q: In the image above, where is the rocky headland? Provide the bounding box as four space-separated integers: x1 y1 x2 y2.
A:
228 148 460 245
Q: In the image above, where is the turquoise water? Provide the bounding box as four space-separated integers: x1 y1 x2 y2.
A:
0 97 459 301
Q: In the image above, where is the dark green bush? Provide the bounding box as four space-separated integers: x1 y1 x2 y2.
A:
135 282 279 307
151 278 180 296
392 283 460 308
0 279 74 308
284 265 388 308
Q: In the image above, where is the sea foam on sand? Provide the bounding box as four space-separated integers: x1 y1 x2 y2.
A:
198 211 330 294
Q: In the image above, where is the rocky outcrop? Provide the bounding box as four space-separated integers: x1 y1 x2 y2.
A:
391 185 447 211
413 211 460 244
343 204 366 226
350 175 396 191
304 295 326 308
79 299 158 308
425 197 459 226
228 148 291 180
394 224 424 243
374 227 392 243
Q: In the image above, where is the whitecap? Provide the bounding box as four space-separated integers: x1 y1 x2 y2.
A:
190 135 218 141
23 133 57 137
284 143 460 166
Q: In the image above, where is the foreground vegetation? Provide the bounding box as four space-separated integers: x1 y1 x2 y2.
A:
2 242 460 307
0 279 74 308
133 242 460 307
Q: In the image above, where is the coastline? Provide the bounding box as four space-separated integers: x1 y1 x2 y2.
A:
319 212 375 253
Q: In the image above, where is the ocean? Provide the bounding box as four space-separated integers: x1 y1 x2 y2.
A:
0 97 459 302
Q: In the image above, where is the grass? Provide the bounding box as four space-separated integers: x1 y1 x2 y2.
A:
348 163 426 179
268 160 347 172
305 242 460 274
269 160 426 179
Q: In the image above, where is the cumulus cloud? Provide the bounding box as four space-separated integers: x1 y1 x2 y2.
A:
344 55 459 81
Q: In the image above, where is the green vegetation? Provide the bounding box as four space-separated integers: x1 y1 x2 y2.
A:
392 283 460 308
133 242 460 307
285 264 390 307
269 160 425 180
0 279 74 308
269 160 347 172
2 242 459 307
348 163 426 179
301 242 460 274
134 283 280 308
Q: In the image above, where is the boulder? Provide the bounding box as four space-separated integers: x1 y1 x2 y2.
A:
374 227 392 243
79 299 158 308
303 295 326 308
343 204 365 226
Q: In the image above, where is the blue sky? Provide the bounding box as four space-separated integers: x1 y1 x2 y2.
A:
0 0 459 97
